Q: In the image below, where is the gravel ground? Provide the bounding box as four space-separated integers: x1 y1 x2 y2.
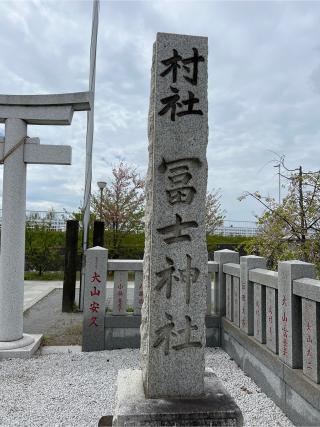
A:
0 347 293 427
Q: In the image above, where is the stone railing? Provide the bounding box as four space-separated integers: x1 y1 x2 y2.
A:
220 254 319 385
217 251 320 426
82 248 320 388
106 259 219 316
82 250 220 352
81 248 320 425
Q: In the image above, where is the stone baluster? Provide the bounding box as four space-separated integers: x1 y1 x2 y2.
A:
253 282 266 343
113 271 128 315
133 271 143 315
266 287 278 354
233 276 240 327
293 277 320 382
240 256 266 335
226 274 233 321
213 250 239 316
278 261 315 368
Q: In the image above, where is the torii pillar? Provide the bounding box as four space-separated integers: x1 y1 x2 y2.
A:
0 92 92 358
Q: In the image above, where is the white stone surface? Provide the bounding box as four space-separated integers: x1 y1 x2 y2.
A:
0 118 27 341
0 348 293 427
0 334 41 360
0 333 34 350
108 259 143 271
0 105 73 125
41 345 82 355
0 91 92 110
23 284 56 312
0 142 71 165
24 143 71 164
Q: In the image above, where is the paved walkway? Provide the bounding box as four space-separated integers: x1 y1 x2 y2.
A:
24 281 70 312
23 281 136 312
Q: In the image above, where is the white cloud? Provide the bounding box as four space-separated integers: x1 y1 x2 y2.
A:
0 0 319 221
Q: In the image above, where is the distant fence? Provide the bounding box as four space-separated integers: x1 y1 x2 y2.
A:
0 211 259 236
215 220 259 237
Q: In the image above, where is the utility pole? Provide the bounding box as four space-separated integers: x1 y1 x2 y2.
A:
273 163 281 204
298 165 306 244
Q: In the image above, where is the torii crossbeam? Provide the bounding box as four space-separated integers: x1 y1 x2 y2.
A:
0 92 92 357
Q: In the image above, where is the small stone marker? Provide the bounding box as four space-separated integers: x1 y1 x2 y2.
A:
266 287 278 353
233 276 240 327
253 283 266 343
240 256 266 335
278 261 315 368
82 246 107 352
112 271 128 315
226 274 233 321
141 31 208 399
111 32 243 427
134 271 143 315
302 298 320 383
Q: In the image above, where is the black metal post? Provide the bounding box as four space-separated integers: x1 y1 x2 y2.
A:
93 220 105 247
62 220 79 312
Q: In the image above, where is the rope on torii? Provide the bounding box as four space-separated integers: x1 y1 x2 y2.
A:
80 0 100 309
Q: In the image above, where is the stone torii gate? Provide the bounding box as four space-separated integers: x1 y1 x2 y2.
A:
0 92 92 358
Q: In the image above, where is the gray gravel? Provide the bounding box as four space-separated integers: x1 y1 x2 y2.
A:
0 348 293 427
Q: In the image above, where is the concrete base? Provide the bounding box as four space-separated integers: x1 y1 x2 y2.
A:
222 317 320 426
0 334 42 359
41 345 82 355
104 369 243 426
103 315 220 351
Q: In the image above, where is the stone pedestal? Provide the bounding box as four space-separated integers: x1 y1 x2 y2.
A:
0 334 42 360
105 369 243 427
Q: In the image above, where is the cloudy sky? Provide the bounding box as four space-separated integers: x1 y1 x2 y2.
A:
1 0 320 222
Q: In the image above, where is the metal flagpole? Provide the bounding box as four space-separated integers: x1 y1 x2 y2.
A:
79 0 100 310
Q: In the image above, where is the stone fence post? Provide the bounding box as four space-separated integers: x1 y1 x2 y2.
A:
278 260 315 368
240 256 266 335
213 250 239 316
82 246 108 352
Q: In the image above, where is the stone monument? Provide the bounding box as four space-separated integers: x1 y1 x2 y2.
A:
0 92 91 359
109 32 243 426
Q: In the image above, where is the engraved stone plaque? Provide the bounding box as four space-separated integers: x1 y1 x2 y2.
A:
141 32 208 398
